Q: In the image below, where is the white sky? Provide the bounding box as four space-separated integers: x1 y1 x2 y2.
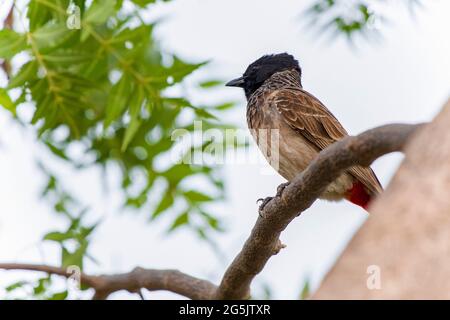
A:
0 0 449 299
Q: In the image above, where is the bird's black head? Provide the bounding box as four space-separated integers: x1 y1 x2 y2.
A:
226 53 301 98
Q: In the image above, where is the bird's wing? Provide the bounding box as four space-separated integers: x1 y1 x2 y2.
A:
271 88 383 195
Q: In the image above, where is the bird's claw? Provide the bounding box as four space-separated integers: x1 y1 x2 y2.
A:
276 182 290 198
256 183 290 218
257 197 273 218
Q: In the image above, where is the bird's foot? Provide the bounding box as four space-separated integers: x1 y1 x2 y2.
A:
256 197 273 218
256 183 290 218
276 182 290 198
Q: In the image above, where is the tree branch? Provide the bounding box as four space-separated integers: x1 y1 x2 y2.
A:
0 263 217 300
0 123 423 299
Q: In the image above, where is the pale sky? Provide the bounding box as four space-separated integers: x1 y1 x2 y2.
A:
0 0 449 299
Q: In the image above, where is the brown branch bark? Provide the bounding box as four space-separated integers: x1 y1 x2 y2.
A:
0 263 217 300
0 123 422 299
90 268 217 300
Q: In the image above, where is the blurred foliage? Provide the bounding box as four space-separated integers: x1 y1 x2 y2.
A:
0 0 235 299
0 0 234 231
306 0 423 39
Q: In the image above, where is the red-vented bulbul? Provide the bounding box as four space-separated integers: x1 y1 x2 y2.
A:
226 53 382 212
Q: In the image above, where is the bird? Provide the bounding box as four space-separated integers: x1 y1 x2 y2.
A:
226 53 382 213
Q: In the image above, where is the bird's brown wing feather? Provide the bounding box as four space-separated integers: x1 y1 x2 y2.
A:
271 88 383 196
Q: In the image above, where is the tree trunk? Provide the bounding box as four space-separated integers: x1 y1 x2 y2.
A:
313 98 450 299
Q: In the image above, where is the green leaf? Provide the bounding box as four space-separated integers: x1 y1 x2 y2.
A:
196 226 207 240
214 102 236 111
167 56 207 83
115 0 125 10
0 30 28 59
8 61 38 89
62 242 88 268
27 0 52 31
131 0 157 7
121 85 144 151
131 0 173 7
45 142 69 160
192 107 218 120
105 74 133 128
42 52 92 64
199 210 224 231
151 189 174 219
32 23 71 50
33 278 49 295
199 80 223 88
184 190 213 203
299 280 310 300
43 231 73 242
169 211 189 231
5 281 28 292
110 25 153 45
30 80 54 124
78 223 98 240
161 164 195 184
49 290 68 300
121 117 141 152
84 0 116 25
0 88 16 115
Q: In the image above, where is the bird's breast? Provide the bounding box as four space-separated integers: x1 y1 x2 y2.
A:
247 99 318 181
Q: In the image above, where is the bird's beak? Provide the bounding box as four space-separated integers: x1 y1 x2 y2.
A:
226 76 245 87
